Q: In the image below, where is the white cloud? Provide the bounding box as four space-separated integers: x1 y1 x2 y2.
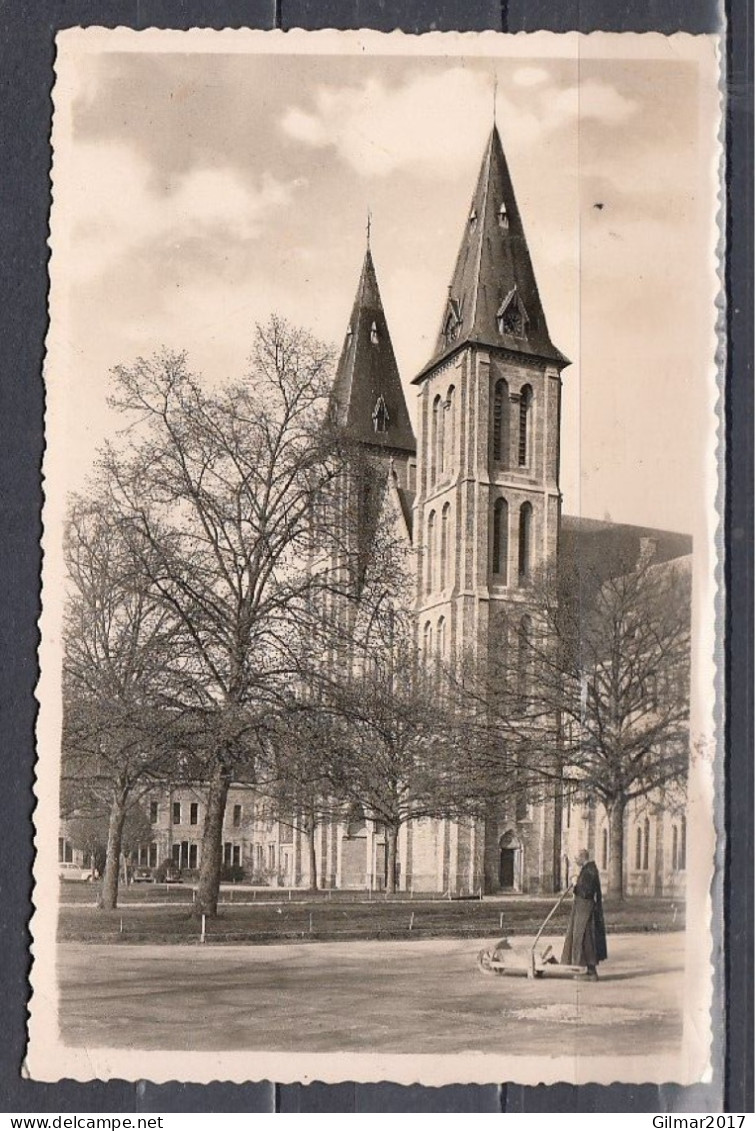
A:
281 70 495 178
511 66 550 88
56 141 294 281
280 68 639 180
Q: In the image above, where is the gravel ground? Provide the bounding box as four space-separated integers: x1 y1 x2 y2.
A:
58 931 685 1059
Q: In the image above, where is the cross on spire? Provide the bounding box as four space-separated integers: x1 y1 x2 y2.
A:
366 208 372 249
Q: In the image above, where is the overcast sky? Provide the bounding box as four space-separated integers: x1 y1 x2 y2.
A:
50 33 720 539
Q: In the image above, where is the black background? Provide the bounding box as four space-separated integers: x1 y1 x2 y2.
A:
0 0 751 1113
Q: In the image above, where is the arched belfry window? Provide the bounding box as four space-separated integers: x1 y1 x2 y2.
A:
440 503 450 589
430 397 440 485
518 501 533 585
445 386 456 473
498 202 509 229
437 397 446 478
426 510 436 595
492 378 509 464
518 385 533 467
370 321 379 345
492 497 509 582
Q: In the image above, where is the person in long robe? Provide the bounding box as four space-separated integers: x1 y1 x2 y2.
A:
561 848 608 981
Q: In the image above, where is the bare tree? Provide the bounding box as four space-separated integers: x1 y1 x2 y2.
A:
309 598 468 893
63 496 186 909
100 317 343 915
462 546 691 898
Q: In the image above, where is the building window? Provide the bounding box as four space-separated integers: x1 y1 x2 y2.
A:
517 615 532 698
680 817 686 870
223 842 233 866
190 802 198 826
149 842 158 868
601 828 609 870
672 825 679 871
233 804 242 828
518 385 532 466
445 386 456 472
370 321 379 345
437 396 446 477
426 510 436 594
468 207 478 231
498 202 509 229
150 801 158 824
518 502 533 584
172 802 181 825
635 825 643 870
437 616 446 662
268 844 276 871
423 621 433 665
440 504 450 589
642 818 650 871
492 378 509 464
431 396 441 485
492 497 509 581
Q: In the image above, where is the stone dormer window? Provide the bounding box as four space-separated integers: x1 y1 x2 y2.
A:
497 288 528 338
372 394 390 434
498 202 509 229
444 297 462 346
468 207 478 232
345 324 353 341
370 321 379 345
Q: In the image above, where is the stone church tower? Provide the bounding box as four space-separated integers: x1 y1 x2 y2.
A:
412 124 570 894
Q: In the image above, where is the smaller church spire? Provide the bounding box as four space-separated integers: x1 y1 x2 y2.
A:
330 245 416 456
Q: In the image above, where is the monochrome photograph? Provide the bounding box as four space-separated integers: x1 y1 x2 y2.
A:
28 28 721 1086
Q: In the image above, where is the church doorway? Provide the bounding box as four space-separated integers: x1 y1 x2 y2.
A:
498 831 522 891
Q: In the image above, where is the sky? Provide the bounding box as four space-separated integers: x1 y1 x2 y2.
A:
49 33 720 538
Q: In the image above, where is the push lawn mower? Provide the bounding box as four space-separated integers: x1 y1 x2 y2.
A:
477 886 588 979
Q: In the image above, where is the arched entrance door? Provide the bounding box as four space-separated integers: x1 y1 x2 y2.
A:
499 830 522 891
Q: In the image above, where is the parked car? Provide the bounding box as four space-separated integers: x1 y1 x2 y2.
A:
131 867 154 884
59 862 92 882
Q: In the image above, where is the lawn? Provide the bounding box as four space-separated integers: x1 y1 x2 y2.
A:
58 892 685 945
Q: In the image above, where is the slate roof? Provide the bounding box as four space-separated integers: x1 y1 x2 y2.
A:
331 248 416 455
560 515 692 583
415 124 568 382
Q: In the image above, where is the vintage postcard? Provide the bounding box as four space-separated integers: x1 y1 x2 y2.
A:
28 28 722 1086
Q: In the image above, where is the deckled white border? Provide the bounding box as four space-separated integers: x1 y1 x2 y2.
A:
28 26 723 1087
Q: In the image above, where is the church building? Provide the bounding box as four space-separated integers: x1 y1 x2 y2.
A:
65 122 690 898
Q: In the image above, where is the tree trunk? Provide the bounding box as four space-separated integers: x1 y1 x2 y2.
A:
386 826 399 894
195 762 232 917
99 791 128 911
607 799 626 900
307 820 318 892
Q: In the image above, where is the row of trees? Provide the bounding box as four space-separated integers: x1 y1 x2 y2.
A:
62 318 691 910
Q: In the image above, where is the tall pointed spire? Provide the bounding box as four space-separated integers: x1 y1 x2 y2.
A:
331 245 416 455
415 124 567 381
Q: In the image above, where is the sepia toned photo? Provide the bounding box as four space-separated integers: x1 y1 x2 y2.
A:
28 28 722 1087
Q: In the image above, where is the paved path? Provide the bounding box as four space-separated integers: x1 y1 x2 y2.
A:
59 933 684 1057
